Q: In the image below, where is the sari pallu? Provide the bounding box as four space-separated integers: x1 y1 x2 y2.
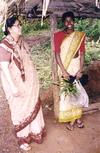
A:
58 31 89 122
0 36 45 144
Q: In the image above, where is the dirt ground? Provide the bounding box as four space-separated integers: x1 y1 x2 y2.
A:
0 36 100 153
0 83 100 153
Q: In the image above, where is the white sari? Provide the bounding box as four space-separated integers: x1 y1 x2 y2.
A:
0 35 45 145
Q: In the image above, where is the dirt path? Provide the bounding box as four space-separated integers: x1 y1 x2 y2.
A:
0 85 20 153
24 35 50 48
0 84 100 153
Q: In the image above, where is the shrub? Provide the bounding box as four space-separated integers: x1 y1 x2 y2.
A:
22 19 50 35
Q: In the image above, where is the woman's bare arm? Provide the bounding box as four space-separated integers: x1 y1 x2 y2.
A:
55 53 69 79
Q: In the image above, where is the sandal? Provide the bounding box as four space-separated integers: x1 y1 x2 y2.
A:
66 122 74 131
31 135 43 144
20 143 31 151
42 128 47 137
76 119 84 128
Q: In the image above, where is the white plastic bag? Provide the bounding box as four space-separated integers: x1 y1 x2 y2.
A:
73 80 89 107
59 80 89 122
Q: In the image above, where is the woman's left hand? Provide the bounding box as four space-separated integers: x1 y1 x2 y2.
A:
76 70 83 80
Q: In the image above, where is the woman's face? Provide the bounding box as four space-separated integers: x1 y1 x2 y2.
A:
64 17 74 30
9 20 22 36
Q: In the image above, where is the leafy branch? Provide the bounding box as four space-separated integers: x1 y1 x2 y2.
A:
60 79 77 96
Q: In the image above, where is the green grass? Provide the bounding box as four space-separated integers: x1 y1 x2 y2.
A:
85 42 100 65
0 25 4 40
31 41 52 89
22 19 50 36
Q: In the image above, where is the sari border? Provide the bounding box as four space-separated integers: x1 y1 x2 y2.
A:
14 97 41 133
75 31 85 55
60 31 85 71
17 127 46 145
61 31 85 52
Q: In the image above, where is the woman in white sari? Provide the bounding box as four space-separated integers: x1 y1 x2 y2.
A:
0 16 46 151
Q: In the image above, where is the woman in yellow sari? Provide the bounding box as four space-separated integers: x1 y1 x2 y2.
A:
0 16 46 151
54 12 89 130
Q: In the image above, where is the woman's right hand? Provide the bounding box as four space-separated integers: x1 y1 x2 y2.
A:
12 87 20 97
0 62 20 97
62 70 70 80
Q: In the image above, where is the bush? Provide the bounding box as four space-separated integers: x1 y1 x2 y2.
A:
0 25 4 40
75 18 100 41
85 42 100 65
22 19 50 35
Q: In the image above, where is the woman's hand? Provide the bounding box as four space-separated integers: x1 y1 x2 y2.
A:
76 70 83 80
12 86 20 97
62 70 70 80
0 62 20 97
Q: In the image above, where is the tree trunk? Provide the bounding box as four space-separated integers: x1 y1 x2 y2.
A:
50 14 60 119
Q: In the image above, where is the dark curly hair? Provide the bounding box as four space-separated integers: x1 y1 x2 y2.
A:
62 11 75 23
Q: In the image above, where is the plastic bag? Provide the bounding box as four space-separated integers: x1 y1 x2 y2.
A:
74 80 89 107
59 80 89 122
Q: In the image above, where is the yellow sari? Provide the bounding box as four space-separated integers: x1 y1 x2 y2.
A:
58 31 88 122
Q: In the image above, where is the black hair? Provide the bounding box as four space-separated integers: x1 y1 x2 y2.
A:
62 11 75 23
4 16 18 36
